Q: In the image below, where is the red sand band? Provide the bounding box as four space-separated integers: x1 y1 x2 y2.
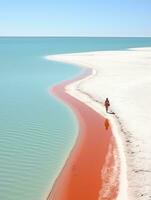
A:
47 70 118 200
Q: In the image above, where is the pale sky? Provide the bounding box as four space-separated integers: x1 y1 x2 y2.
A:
0 0 151 37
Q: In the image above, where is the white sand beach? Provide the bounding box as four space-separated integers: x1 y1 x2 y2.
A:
46 47 151 200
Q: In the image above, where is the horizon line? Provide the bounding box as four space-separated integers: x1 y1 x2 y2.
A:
0 35 151 38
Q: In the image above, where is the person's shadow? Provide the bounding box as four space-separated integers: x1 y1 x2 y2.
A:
107 111 115 115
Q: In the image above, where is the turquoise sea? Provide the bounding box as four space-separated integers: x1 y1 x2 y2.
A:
0 37 151 200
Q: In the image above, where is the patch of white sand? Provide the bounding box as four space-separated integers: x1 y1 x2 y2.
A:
46 47 151 200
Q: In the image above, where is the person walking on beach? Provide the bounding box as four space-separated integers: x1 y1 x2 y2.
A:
104 98 110 113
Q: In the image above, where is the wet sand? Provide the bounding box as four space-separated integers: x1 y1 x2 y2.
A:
47 70 118 200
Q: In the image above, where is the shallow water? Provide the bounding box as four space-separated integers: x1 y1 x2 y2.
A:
0 37 151 200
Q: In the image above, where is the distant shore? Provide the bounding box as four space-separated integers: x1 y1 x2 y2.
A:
46 47 151 199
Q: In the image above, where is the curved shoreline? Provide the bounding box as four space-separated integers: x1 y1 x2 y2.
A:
47 69 119 200
47 47 151 199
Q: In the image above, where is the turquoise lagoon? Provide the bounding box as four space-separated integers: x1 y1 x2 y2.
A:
0 37 151 200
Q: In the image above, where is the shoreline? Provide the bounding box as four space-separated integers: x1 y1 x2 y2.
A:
47 69 119 199
46 47 151 199
65 68 127 200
